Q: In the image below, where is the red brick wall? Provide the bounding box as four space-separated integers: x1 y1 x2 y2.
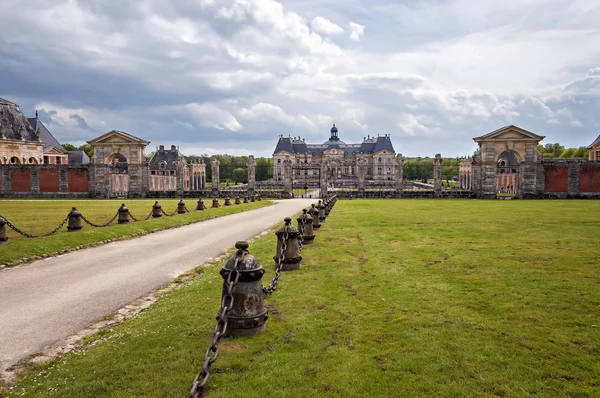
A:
39 168 59 192
579 165 600 193
10 169 31 192
68 169 88 193
544 166 568 193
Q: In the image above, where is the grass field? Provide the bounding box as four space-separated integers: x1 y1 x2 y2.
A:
3 199 600 397
0 199 271 265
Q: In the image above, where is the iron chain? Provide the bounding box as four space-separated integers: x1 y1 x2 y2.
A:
162 208 178 217
188 250 245 398
1 214 69 238
263 226 289 294
298 218 305 252
127 211 140 222
80 212 118 228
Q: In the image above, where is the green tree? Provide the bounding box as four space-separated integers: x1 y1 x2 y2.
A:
559 148 576 158
256 157 273 181
573 146 589 158
232 168 246 183
62 143 78 151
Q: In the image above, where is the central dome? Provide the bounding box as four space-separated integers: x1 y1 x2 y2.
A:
324 123 344 145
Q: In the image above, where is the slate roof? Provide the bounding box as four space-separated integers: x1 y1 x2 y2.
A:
149 146 186 170
587 134 600 149
27 117 67 153
0 97 40 142
274 125 395 157
67 150 90 165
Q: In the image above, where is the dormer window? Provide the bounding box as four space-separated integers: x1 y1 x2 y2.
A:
159 160 167 169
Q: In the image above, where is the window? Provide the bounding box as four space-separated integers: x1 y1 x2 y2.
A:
378 157 382 162
159 161 167 169
596 150 600 161
28 157 37 164
56 156 61 164
151 170 156 175
43 156 49 164
277 159 281 164
10 156 19 164
170 170 175 175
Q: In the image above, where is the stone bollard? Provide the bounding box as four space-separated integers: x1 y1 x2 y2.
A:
224 197 231 206
196 198 206 211
118 204 130 224
318 200 326 222
0 217 8 244
219 241 268 336
212 198 220 208
251 195 255 202
297 208 314 244
234 196 241 205
177 200 187 214
274 217 302 271
243 196 248 204
67 207 82 232
152 201 163 218
310 203 321 230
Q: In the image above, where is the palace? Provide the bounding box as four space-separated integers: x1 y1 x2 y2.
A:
273 124 399 189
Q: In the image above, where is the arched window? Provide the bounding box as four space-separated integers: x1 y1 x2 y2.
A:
159 160 167 170
28 157 38 164
10 156 20 164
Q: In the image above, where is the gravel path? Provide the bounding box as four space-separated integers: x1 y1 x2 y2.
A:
0 198 317 374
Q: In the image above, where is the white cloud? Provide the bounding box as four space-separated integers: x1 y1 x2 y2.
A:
348 21 366 41
184 103 243 132
311 16 344 35
1 0 599 157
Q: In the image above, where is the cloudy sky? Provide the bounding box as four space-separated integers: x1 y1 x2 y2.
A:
1 0 599 157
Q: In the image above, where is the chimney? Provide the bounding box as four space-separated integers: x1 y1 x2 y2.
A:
159 145 165 151
171 145 176 151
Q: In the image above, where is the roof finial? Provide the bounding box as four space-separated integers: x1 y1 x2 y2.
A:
35 110 38 119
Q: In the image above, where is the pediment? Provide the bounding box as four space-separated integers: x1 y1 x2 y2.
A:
87 130 150 146
474 125 545 142
44 146 66 155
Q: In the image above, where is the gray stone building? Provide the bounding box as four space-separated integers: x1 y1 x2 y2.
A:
273 124 398 191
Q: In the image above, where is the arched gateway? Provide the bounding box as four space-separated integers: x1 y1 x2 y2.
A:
472 125 545 199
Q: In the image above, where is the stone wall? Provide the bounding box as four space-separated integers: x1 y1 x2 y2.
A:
0 165 89 197
543 165 568 193
541 159 600 198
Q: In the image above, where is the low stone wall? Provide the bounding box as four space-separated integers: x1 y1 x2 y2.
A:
0 165 90 198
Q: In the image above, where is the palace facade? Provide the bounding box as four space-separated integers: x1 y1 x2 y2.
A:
273 124 399 188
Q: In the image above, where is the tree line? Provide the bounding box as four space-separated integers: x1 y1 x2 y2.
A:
183 155 273 183
537 143 589 158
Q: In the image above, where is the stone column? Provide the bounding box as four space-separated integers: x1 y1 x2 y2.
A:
283 157 293 197
211 157 220 194
433 153 443 197
1 165 10 194
320 160 328 198
568 161 581 196
59 165 68 193
394 154 404 195
30 166 40 194
356 157 367 196
247 155 256 192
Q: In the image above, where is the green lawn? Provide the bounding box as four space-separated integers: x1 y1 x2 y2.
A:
0 199 271 265
4 200 600 397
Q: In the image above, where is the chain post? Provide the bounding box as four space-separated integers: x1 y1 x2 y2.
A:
0 217 8 244
188 241 266 398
